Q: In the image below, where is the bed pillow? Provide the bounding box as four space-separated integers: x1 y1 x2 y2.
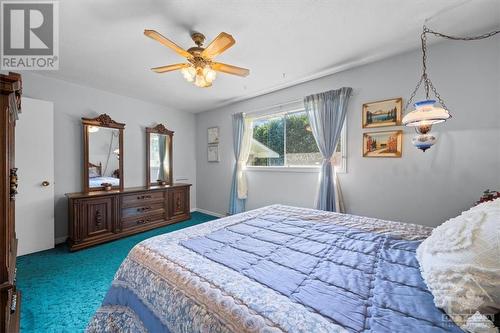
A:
416 198 500 332
89 167 99 178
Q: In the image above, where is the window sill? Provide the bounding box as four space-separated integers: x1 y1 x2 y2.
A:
245 166 346 174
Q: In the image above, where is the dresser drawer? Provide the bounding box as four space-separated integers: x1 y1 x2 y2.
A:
121 212 165 230
121 191 164 208
121 201 165 219
67 184 191 251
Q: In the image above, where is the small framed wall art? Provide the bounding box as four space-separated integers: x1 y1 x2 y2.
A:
363 130 403 157
207 126 219 144
362 98 402 128
207 144 220 162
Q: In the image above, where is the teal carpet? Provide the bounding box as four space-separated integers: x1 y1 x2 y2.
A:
17 212 217 333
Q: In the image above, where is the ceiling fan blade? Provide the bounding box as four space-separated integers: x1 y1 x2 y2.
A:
201 32 235 59
151 63 189 73
212 62 249 77
144 30 191 58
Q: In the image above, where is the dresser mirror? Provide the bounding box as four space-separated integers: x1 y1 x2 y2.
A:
82 114 125 192
146 124 173 186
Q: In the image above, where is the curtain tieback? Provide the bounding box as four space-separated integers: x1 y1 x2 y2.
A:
322 157 334 165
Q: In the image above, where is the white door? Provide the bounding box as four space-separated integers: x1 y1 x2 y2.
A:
16 97 55 256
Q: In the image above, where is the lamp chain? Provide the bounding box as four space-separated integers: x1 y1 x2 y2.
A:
405 25 500 112
421 28 429 99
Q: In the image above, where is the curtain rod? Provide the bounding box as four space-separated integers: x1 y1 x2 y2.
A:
235 90 355 117
242 98 304 116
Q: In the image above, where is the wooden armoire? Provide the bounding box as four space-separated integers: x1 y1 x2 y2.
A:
0 72 22 333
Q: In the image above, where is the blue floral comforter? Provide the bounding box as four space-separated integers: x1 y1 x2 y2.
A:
87 205 463 333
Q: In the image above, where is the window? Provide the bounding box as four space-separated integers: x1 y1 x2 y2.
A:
247 109 346 172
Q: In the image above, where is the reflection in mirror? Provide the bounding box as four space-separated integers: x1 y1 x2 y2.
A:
146 124 173 186
88 127 121 189
150 133 171 183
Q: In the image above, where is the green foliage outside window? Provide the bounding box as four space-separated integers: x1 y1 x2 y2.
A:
252 116 284 166
251 112 319 166
285 113 318 154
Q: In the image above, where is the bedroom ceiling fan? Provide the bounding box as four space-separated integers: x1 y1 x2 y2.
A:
144 30 250 88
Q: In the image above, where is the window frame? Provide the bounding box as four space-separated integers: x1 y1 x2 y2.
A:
245 107 347 173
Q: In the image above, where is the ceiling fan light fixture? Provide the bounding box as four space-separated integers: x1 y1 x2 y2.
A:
181 65 196 82
194 74 211 88
183 64 216 87
203 65 217 83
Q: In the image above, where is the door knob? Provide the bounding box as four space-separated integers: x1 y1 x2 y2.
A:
41 181 50 187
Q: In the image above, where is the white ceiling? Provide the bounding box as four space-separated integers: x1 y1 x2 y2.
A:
38 0 499 113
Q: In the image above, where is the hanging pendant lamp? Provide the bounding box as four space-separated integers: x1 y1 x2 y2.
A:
403 26 499 152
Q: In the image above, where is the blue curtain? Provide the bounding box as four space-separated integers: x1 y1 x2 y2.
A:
228 113 246 214
304 87 352 211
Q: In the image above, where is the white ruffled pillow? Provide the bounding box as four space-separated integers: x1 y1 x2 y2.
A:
416 198 500 332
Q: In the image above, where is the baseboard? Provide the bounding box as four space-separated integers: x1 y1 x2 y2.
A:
55 236 67 245
192 208 225 218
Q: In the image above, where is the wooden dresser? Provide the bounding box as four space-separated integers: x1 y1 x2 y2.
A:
1 72 21 332
66 184 191 251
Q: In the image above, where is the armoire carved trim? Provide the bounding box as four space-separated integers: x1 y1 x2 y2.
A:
0 72 22 333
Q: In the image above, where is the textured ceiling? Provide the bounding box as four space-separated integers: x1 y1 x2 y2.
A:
37 0 499 112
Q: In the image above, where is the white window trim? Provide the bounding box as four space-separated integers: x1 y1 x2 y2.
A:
245 165 321 173
337 121 347 174
246 107 347 173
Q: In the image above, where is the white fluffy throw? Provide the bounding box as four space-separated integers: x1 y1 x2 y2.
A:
416 198 500 332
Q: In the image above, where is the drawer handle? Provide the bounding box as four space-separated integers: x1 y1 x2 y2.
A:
137 206 152 212
136 218 151 225
136 195 153 200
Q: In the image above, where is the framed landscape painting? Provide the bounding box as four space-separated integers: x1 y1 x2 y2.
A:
363 130 403 157
362 98 402 128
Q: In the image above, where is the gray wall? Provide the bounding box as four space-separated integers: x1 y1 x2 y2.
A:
22 73 197 240
195 38 500 227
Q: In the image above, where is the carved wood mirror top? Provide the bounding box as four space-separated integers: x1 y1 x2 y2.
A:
146 124 174 186
82 114 125 192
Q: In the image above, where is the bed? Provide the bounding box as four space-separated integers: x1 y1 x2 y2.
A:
88 176 120 187
87 205 463 333
88 162 120 187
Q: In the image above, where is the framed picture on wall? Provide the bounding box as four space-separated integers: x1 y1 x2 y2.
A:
208 144 220 162
362 98 402 128
363 130 403 157
207 127 219 144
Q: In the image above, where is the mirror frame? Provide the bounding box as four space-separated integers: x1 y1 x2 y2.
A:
146 124 174 186
82 114 125 192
